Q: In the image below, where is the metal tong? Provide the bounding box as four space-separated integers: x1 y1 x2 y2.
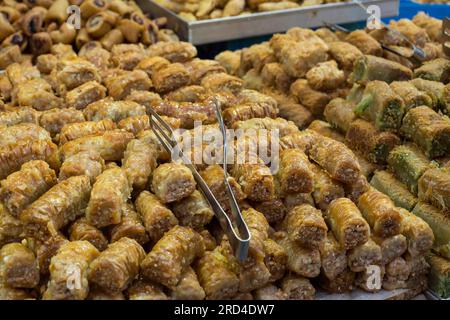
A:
147 99 251 262
322 21 427 61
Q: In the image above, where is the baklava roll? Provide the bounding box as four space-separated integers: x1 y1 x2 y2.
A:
231 157 275 202
328 41 363 71
346 119 401 164
85 11 117 39
390 81 433 112
89 237 145 292
147 41 197 63
151 163 196 204
60 130 134 162
410 78 447 114
222 102 278 125
86 166 130 228
263 238 287 282
110 43 146 71
65 80 106 110
308 120 346 143
276 149 314 194
242 208 269 260
280 275 315 300
400 106 450 158
414 58 450 83
427 253 450 299
347 239 382 272
122 137 157 191
58 151 105 185
326 198 370 250
0 204 23 247
309 135 361 184
135 191 178 243
282 204 327 249
195 246 239 300
274 231 321 278
319 232 347 280
260 62 293 92
201 72 243 95
34 233 68 276
55 58 100 91
345 30 383 56
238 255 272 293
0 243 39 288
253 198 287 225
305 60 345 91
387 144 433 195
38 108 85 136
0 124 50 149
84 98 146 122
290 79 331 117
141 226 205 288
354 80 405 131
110 203 149 245
372 233 407 265
164 85 207 103
0 107 39 127
117 115 151 136
43 241 100 300
59 119 117 145
370 171 418 211
319 268 355 293
0 139 59 180
253 284 287 300
172 190 214 230
310 164 345 211
324 98 356 133
0 160 57 218
0 45 22 70
214 50 241 76
398 208 434 257
15 78 61 111
315 28 340 43
222 0 245 16
358 187 402 237
279 130 319 154
0 283 32 300
21 176 91 239
352 54 412 85
69 218 108 252
344 174 370 204
282 192 315 212
127 278 168 300
383 257 410 290
418 167 450 213
170 267 205 300
104 70 151 100
232 117 298 137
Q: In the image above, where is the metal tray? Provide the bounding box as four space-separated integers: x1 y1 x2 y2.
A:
137 0 399 45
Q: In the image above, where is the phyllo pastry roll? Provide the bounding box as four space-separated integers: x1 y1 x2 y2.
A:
104 69 151 100
55 58 100 91
328 41 363 71
326 198 370 250
110 203 149 245
398 208 434 257
273 231 320 278
279 130 319 155
410 78 448 115
0 139 60 180
69 218 108 252
38 108 85 136
127 278 168 300
282 204 327 249
195 245 239 300
0 160 57 218
277 102 314 129
308 120 346 144
354 80 405 131
387 144 434 195
0 205 23 247
89 237 145 292
86 166 131 228
309 135 361 184
141 226 205 288
412 202 450 259
357 187 401 237
290 79 331 117
390 81 433 112
319 268 355 293
21 176 91 239
324 98 356 133
319 232 347 280
382 257 410 290
15 78 61 111
345 31 382 56
400 106 450 158
65 80 106 110
165 85 207 103
413 58 450 83
0 283 33 300
222 102 278 126
0 243 39 288
372 234 407 265
263 238 287 282
0 107 39 128
370 170 418 211
242 208 269 259
347 239 382 272
418 168 450 212
352 55 412 84
43 241 100 300
34 233 69 276
117 115 151 136
59 119 116 145
151 62 190 94
305 60 345 91
84 98 146 122
253 197 287 225
60 129 134 162
0 123 51 149
170 267 205 300
310 164 345 211
427 253 450 299
151 163 196 203
58 151 105 185
344 174 370 203
232 117 298 137
201 72 243 95
172 190 214 230
280 275 315 300
135 191 178 243
276 149 314 194
147 41 197 63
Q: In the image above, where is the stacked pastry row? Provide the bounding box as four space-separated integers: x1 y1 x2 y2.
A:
214 12 450 298
153 0 347 21
0 0 179 68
